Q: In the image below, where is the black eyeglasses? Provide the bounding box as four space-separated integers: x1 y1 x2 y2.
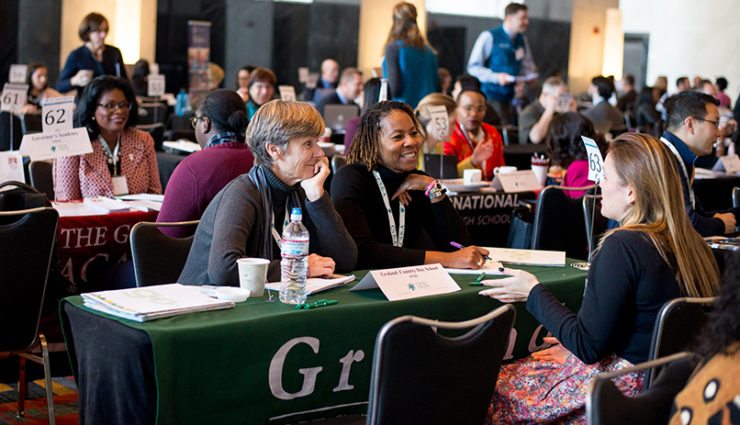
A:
189 115 208 129
97 102 132 112
692 117 720 128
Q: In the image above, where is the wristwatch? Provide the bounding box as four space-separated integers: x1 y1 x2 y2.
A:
425 179 447 200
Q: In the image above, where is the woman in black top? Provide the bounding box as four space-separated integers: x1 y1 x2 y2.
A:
480 133 720 424
331 100 486 270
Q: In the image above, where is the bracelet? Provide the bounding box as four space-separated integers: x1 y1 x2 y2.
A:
424 179 447 200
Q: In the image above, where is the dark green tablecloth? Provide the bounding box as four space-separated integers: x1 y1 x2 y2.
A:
62 263 587 424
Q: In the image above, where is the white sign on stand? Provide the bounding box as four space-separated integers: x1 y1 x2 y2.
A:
719 154 740 174
0 151 26 183
350 264 460 301
581 136 604 183
148 74 166 97
19 128 92 161
427 104 449 140
9 64 28 84
1 83 29 113
298 67 309 83
41 96 75 133
492 170 541 192
278 86 296 102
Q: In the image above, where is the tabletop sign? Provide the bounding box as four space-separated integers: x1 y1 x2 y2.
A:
350 263 460 301
492 170 541 192
9 64 28 83
41 96 75 133
298 67 309 83
428 104 449 140
148 74 166 97
306 73 319 89
20 127 92 161
0 151 26 183
1 83 29 113
278 85 296 102
379 79 389 102
719 154 740 174
581 136 604 183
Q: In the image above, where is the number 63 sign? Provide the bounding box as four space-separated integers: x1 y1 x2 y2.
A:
581 136 604 183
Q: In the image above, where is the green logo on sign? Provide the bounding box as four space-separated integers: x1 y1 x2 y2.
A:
407 283 416 291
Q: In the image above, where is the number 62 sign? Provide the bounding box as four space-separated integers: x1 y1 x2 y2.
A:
581 136 604 183
42 96 75 133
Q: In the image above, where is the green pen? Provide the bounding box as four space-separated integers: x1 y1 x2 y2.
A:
470 272 487 286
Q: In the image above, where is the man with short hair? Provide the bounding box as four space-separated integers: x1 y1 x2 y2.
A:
467 2 536 125
315 68 363 115
657 76 690 118
518 76 575 144
662 91 738 235
302 58 340 102
583 76 625 133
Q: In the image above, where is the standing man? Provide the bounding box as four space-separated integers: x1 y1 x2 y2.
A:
467 3 536 125
662 91 738 236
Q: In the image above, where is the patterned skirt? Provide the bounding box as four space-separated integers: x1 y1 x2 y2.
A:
486 353 644 424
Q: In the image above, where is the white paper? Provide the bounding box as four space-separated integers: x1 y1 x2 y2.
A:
581 136 604 183
1 83 29 113
298 67 310 83
265 274 355 296
163 140 201 153
0 151 26 183
148 74 166 97
445 260 505 275
427 104 450 140
351 264 460 301
19 127 93 161
278 85 296 102
9 64 28 83
83 196 131 213
488 247 566 267
41 96 75 133
492 170 541 192
719 154 740 174
116 193 165 202
52 201 106 217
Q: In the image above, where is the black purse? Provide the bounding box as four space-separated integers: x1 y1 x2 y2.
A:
0 180 51 212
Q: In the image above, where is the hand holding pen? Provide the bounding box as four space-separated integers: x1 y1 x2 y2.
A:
445 241 490 269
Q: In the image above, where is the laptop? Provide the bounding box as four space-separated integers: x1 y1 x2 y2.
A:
423 154 458 179
324 104 359 133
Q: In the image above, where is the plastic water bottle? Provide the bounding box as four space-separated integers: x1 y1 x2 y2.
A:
175 89 190 116
280 208 309 304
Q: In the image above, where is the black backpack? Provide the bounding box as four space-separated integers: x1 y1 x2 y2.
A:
0 180 51 212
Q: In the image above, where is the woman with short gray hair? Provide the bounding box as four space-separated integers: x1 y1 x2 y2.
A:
179 100 357 286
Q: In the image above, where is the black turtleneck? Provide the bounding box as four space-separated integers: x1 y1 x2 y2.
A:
331 163 471 269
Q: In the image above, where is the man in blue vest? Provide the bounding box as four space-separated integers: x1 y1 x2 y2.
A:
467 3 537 125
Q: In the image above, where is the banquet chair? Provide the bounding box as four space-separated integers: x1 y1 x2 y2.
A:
366 305 515 425
138 102 168 125
29 160 55 201
331 155 347 175
20 112 42 134
0 111 23 150
531 185 595 260
582 194 608 260
586 351 701 425
645 297 714 389
130 220 199 286
0 207 59 424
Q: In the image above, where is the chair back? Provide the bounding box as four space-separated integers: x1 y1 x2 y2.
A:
0 111 23 151
20 112 42 134
29 161 55 201
645 297 714 388
331 154 347 175
532 185 594 259
138 102 168 125
587 352 701 425
366 305 515 425
0 207 58 352
582 194 608 259
131 221 199 286
137 123 166 151
733 186 739 208
501 126 518 146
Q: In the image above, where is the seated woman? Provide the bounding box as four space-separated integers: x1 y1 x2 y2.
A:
23 62 61 114
157 89 254 237
444 89 505 179
246 67 276 120
54 76 161 200
179 100 357 285
480 132 720 424
414 93 457 173
545 112 607 198
331 100 487 270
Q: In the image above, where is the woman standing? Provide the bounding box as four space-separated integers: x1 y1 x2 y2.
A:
480 133 719 424
57 12 128 96
54 76 161 200
382 2 439 108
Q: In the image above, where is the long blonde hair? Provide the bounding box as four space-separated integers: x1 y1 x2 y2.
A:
384 2 427 49
598 133 719 297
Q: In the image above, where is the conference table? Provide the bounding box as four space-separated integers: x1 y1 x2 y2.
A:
61 262 587 425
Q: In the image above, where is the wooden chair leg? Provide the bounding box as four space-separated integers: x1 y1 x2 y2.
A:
17 355 26 418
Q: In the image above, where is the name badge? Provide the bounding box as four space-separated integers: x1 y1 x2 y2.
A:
112 175 129 196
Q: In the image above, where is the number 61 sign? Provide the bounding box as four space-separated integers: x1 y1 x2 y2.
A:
581 136 604 183
42 96 75 133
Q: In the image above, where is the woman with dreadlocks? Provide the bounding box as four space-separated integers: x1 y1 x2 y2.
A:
331 100 487 270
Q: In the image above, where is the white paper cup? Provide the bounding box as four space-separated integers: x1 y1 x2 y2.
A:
463 169 482 185
494 166 517 175
78 69 94 85
531 164 548 187
236 258 269 297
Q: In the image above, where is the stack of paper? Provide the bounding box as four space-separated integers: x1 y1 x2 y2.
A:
266 274 355 296
82 283 235 322
488 247 566 267
83 196 131 213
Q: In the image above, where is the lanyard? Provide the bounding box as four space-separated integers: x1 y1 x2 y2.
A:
99 134 121 176
270 204 291 249
373 170 405 247
660 137 695 208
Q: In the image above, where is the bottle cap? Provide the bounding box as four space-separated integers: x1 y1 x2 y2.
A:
290 207 302 221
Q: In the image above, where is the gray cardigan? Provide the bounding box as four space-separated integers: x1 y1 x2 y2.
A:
178 173 357 286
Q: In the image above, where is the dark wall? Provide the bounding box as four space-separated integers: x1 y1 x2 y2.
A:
0 0 20 86
18 0 61 84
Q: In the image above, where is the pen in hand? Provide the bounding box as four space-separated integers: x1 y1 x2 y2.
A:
449 241 493 261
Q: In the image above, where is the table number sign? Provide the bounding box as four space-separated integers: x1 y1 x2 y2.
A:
148 74 166 97
581 136 604 183
278 85 296 102
1 83 28 113
41 96 75 133
9 64 28 83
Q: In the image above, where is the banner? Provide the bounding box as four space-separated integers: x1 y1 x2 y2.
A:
187 20 212 108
